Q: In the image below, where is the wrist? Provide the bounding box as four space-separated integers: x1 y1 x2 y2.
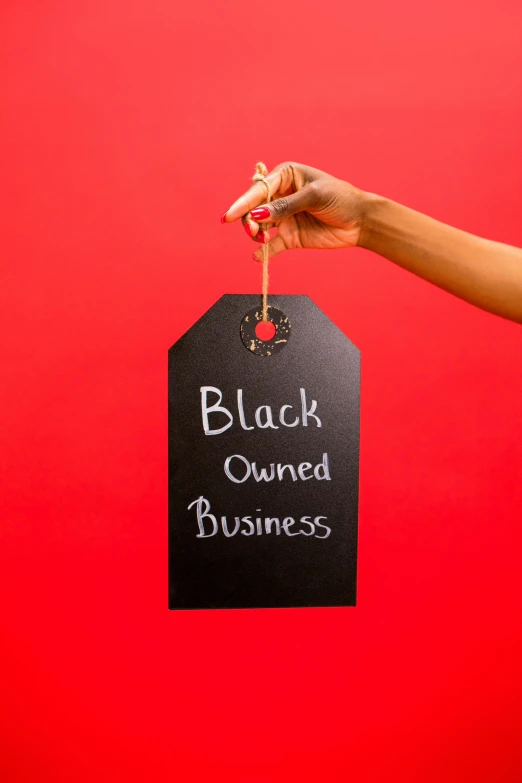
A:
357 191 389 251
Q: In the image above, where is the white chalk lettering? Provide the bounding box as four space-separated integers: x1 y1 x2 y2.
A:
221 516 240 537
314 453 331 480
224 454 251 484
201 386 233 436
254 405 279 429
282 517 300 536
265 517 281 535
252 462 275 482
277 463 298 481
279 405 299 427
224 454 331 483
188 498 332 540
299 516 315 536
297 462 313 480
187 496 218 537
300 388 322 427
314 516 331 539
241 516 254 536
199 388 321 434
237 389 254 431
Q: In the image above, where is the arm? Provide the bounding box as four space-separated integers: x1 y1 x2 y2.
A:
222 161 522 325
360 194 522 324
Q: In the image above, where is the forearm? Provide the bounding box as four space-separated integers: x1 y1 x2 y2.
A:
359 194 522 324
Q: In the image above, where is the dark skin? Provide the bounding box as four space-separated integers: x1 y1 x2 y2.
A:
221 161 522 325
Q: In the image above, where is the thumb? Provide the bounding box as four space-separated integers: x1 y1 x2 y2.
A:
249 185 317 223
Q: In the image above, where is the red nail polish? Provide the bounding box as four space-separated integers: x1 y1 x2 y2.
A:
220 212 228 224
250 207 270 221
243 222 252 237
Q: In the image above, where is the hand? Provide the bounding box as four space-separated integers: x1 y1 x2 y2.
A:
221 161 368 262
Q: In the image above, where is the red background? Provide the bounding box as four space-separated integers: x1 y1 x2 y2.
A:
1 1 522 780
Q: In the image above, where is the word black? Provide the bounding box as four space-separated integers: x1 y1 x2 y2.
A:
201 387 322 436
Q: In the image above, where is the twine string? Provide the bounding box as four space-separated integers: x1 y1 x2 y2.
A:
252 162 271 322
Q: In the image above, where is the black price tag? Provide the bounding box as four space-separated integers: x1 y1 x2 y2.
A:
168 295 360 609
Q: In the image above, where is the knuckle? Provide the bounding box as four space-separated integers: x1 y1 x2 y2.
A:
280 161 300 179
307 180 324 201
274 161 301 191
271 197 289 218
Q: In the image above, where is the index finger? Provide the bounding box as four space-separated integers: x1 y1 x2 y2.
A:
222 169 283 224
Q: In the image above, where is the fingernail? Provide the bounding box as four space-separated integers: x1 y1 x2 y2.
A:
243 222 252 237
253 252 260 262
250 207 270 221
220 212 228 224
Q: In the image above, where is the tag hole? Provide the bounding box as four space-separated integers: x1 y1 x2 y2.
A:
255 321 276 341
241 306 290 356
